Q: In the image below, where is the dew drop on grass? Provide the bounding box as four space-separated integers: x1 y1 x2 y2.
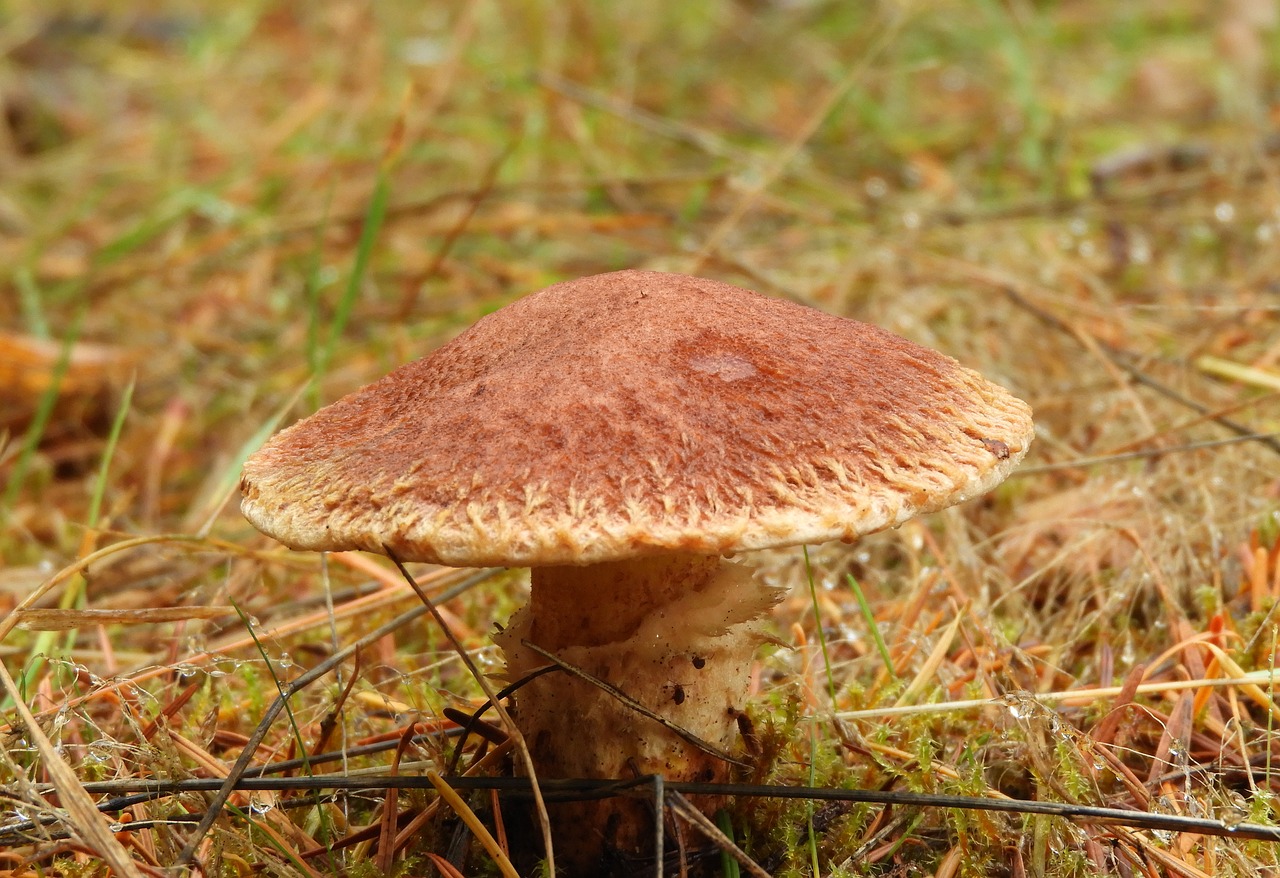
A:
1222 806 1249 831
475 646 503 673
1001 692 1036 720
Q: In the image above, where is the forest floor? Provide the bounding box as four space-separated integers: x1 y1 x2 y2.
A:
3 2 1280 876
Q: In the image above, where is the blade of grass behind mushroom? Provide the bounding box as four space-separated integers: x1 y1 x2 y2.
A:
382 550 558 877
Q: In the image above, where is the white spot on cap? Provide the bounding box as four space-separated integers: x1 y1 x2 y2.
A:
688 354 758 382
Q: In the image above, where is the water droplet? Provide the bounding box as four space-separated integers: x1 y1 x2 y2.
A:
1001 692 1037 720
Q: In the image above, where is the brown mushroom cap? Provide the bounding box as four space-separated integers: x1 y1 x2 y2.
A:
240 270 1033 566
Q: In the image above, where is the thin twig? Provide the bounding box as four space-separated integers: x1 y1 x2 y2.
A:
997 282 1280 458
384 550 557 877
520 640 749 768
652 774 665 878
395 139 519 320
1013 431 1280 475
443 664 560 776
0 660 145 877
665 790 775 878
173 568 497 865
8 776 1280 846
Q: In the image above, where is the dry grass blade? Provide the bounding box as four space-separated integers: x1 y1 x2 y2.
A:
9 4 1280 873
1197 355 1280 391
892 606 964 709
667 791 770 878
383 550 556 875
13 605 235 630
172 592 447 864
519 639 749 768
838 671 1280 721
424 852 468 878
0 534 210 643
427 770 520 878
0 660 145 878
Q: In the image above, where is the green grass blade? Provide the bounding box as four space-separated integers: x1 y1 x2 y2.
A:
87 375 135 530
190 380 310 536
807 724 822 878
716 809 741 878
801 546 833 877
14 266 50 339
232 599 334 843
3 308 84 510
849 573 896 678
234 600 314 776
313 171 391 383
803 546 837 701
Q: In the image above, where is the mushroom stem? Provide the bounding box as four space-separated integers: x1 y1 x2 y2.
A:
496 553 780 870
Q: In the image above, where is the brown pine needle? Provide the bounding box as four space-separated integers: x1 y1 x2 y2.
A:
427 771 520 878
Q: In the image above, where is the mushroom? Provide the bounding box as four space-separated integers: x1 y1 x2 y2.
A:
239 269 1034 871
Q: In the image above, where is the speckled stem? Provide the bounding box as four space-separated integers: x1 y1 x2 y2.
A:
495 553 779 872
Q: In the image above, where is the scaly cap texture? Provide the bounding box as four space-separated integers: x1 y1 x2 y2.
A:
240 270 1034 566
